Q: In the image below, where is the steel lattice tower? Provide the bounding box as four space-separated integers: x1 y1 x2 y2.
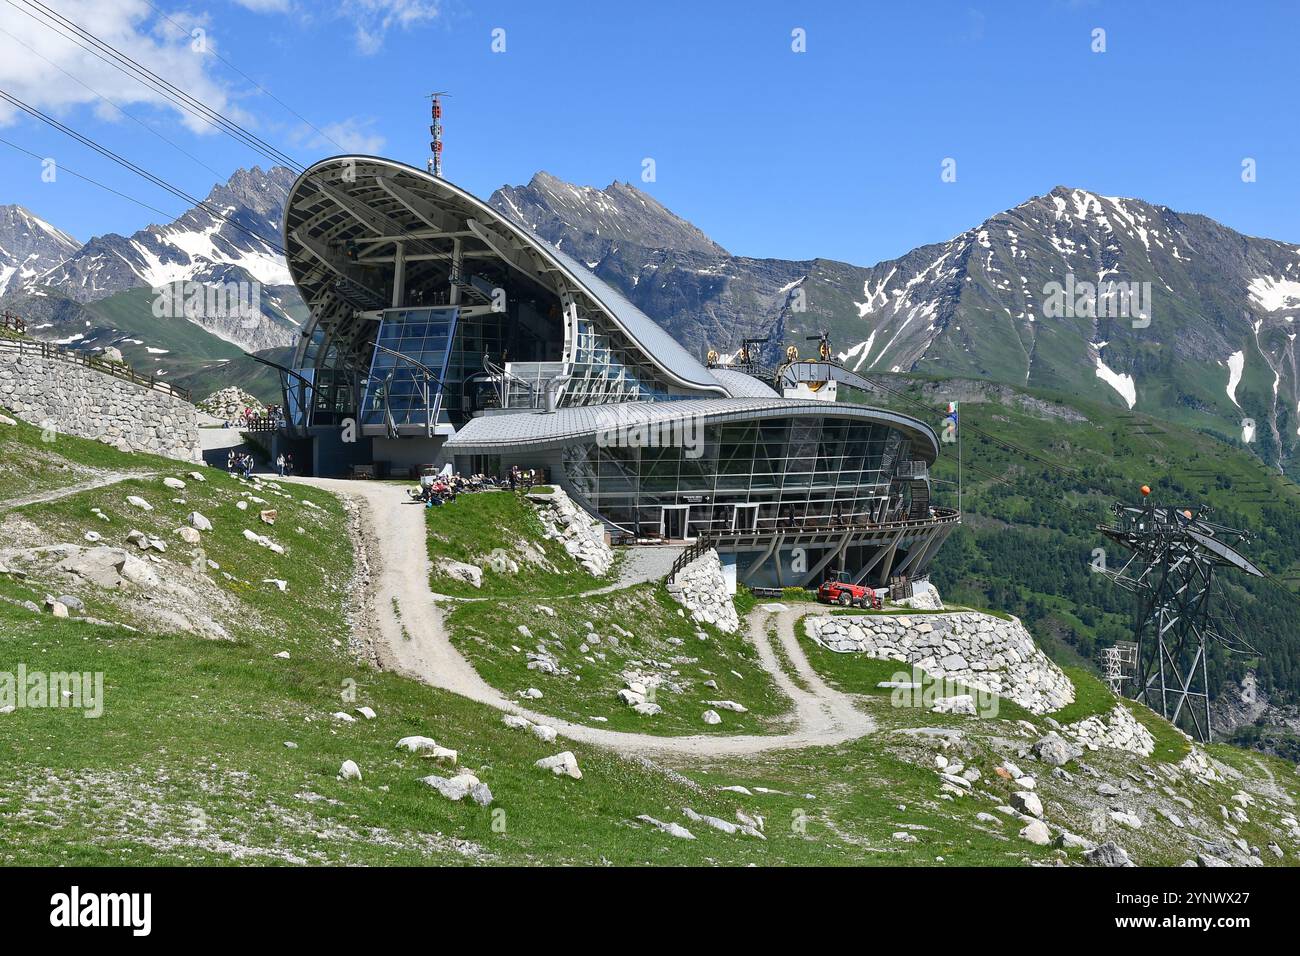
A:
1097 500 1262 742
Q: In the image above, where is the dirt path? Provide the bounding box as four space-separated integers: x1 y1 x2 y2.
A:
292 477 874 757
1 472 150 512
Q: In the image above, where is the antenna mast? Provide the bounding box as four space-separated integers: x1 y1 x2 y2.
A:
426 92 450 177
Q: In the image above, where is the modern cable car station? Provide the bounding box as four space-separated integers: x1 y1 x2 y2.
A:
272 154 959 589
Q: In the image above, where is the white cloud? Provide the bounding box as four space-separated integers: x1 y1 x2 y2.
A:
309 118 386 154
231 0 292 11
349 0 440 55
0 0 240 135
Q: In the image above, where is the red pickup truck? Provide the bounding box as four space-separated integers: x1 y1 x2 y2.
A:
817 574 882 609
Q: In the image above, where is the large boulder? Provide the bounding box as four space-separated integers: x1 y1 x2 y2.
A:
1085 841 1134 867
1032 733 1083 767
438 560 483 589
535 751 582 779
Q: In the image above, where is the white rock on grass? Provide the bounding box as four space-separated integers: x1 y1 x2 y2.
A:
331 711 356 723
707 699 748 713
126 495 154 511
355 706 376 720
421 772 492 805
1110 810 1142 829
931 695 976 715
1011 791 1043 818
530 724 558 743
438 560 482 588
163 477 186 490
396 736 439 752
501 714 532 731
338 760 362 781
189 512 212 531
1019 819 1051 845
273 650 290 659
637 815 695 840
175 526 202 545
535 751 582 779
702 709 722 725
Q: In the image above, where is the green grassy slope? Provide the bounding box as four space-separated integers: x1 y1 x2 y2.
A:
2 423 1296 867
858 375 1300 721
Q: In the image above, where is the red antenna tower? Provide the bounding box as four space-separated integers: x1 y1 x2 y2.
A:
426 92 449 177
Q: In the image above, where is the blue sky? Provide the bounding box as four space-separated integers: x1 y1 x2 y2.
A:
1 0 1297 265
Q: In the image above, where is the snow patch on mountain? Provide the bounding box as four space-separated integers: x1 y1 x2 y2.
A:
1248 276 1300 313
1094 357 1137 408
1226 350 1246 407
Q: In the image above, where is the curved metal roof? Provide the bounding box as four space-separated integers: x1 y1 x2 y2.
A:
708 367 781 399
283 156 725 395
445 398 941 462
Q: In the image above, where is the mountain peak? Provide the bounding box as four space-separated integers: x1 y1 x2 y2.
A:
492 171 728 258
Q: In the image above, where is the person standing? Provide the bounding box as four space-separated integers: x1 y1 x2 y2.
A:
276 453 285 477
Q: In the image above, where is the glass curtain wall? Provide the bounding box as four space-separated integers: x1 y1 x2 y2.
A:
563 416 907 536
359 307 459 430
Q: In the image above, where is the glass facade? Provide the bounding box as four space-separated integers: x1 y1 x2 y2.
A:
558 301 682 407
561 415 918 537
360 308 458 430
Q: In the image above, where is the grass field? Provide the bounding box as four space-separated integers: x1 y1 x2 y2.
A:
2 419 1296 867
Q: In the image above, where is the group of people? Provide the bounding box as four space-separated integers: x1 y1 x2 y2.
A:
275 452 296 477
226 450 257 480
507 465 541 492
415 470 504 506
222 404 287 431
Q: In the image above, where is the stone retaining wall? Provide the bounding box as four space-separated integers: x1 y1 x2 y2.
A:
667 548 740 633
806 611 1074 714
528 487 614 577
0 351 201 461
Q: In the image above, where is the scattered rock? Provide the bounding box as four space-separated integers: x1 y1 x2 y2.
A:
535 751 582 779
637 814 695 840
338 760 362 781
174 526 202 545
1032 733 1082 767
1011 791 1043 818
706 699 748 713
701 709 722 725
1019 819 1051 845
531 724 558 743
1085 841 1134 867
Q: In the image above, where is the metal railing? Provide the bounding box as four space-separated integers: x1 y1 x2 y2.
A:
0 335 192 402
668 533 716 583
